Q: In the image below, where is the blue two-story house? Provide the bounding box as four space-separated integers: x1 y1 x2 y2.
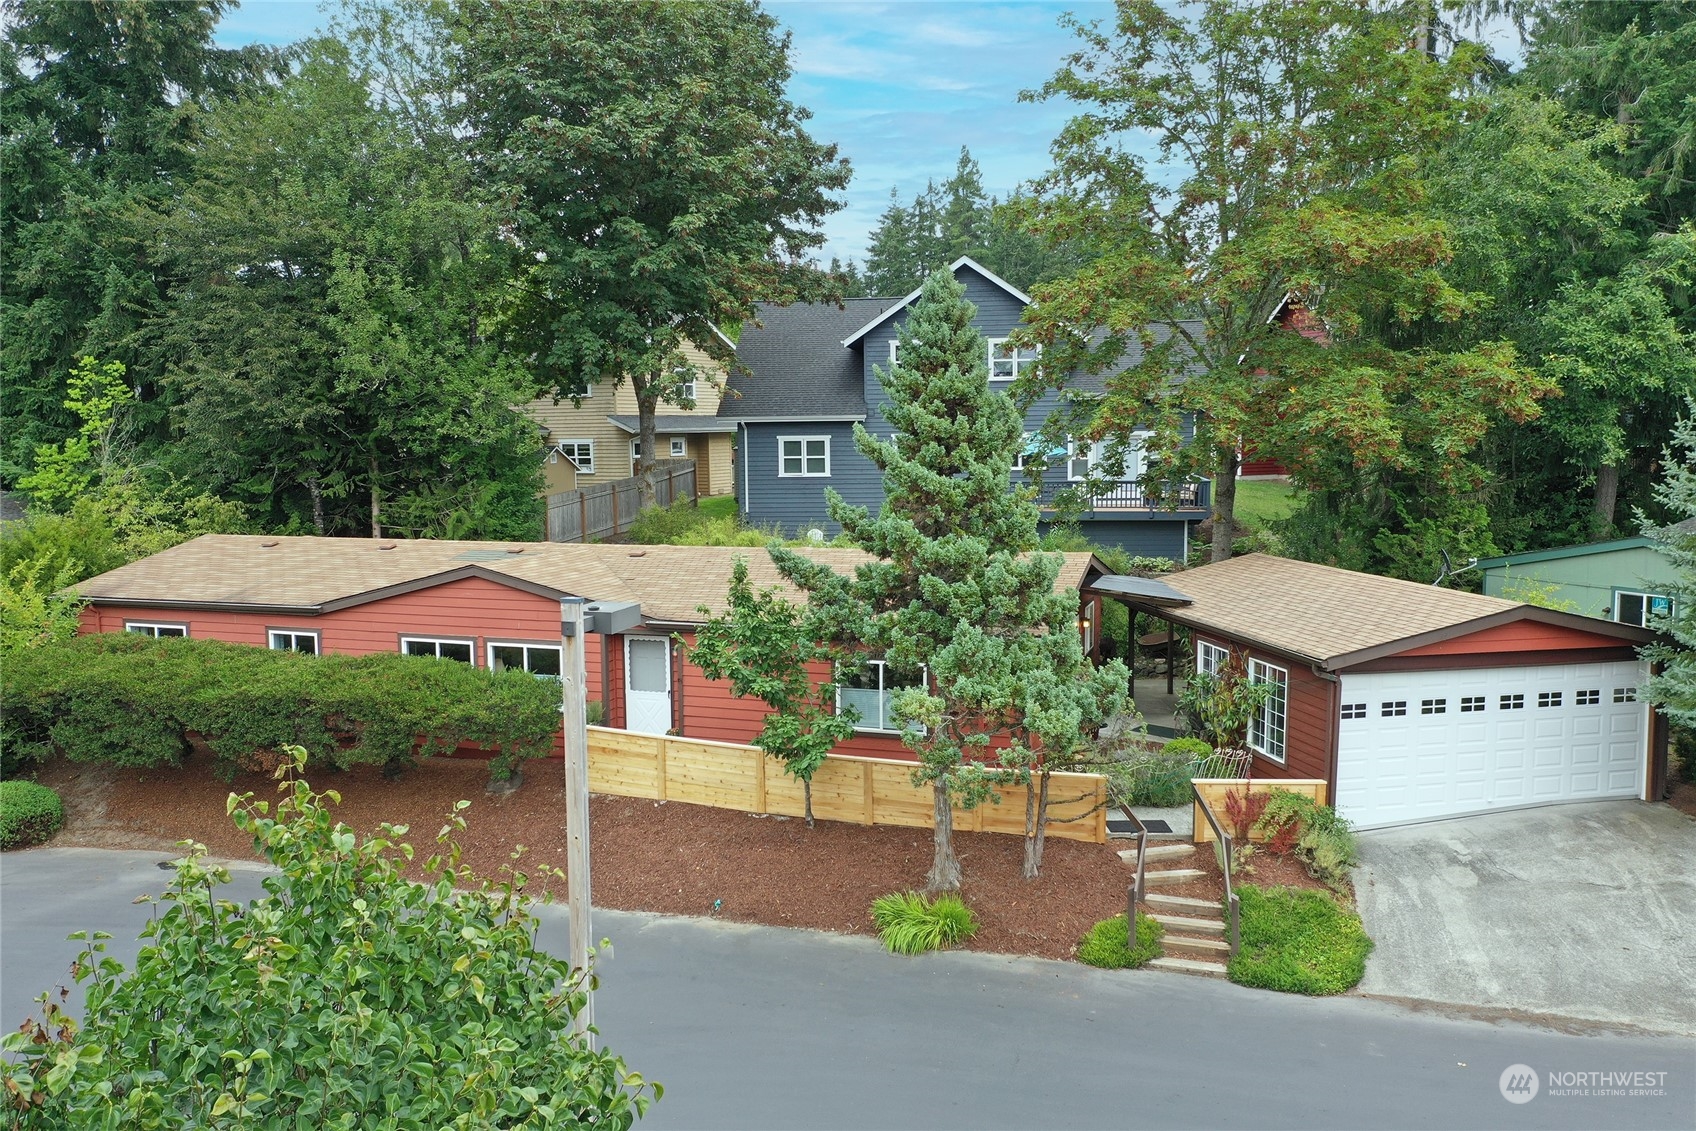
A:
718 257 1210 559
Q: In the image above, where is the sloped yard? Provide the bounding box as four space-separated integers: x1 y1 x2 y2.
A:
33 752 1137 962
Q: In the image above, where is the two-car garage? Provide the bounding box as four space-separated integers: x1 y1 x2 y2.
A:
1106 554 1663 832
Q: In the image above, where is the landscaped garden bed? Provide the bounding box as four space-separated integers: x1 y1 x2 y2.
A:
29 752 1138 962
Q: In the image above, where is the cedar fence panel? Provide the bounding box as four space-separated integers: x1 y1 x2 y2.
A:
546 460 697 543
1190 778 1329 843
585 726 1107 843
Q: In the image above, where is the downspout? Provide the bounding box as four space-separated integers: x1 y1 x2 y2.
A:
1311 662 1341 805
600 633 611 725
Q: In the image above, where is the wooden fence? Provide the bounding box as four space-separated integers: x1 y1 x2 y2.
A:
1191 777 1329 843
587 727 1108 843
546 459 696 543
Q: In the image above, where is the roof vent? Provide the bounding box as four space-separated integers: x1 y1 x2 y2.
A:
377 542 397 551
259 540 280 548
505 546 525 554
627 550 647 558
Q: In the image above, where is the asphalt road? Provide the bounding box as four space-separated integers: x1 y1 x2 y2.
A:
4 847 1693 1130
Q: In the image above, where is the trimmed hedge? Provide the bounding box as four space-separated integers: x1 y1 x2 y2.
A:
0 781 64 849
2 634 561 784
1076 912 1163 969
1227 885 1373 995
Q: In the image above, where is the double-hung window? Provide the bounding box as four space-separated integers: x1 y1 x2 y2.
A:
557 440 595 475
1197 640 1229 677
837 659 927 733
779 436 830 477
401 636 473 663
268 629 318 654
489 642 563 680
1247 659 1288 764
987 338 1037 382
126 622 187 638
1614 590 1673 627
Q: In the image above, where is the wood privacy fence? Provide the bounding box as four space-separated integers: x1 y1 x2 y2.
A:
546 459 696 543
1191 778 1329 843
587 726 1109 844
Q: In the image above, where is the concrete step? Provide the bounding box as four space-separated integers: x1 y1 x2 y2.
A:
1150 913 1224 935
1161 933 1230 956
1143 892 1220 913
1149 955 1228 979
1131 843 1196 863
1140 867 1205 887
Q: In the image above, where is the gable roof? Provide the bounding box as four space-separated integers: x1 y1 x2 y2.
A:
718 297 900 421
1141 553 1651 669
1475 523 1696 570
839 256 1032 348
75 535 1101 628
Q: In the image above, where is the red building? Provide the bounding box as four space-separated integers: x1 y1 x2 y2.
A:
75 535 1107 761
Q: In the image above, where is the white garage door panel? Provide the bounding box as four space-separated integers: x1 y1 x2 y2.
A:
1336 661 1646 829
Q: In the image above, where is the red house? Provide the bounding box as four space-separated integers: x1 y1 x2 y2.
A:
1108 554 1666 829
74 535 1108 761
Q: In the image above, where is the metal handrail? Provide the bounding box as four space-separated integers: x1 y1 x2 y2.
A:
1192 783 1241 956
1122 806 1149 929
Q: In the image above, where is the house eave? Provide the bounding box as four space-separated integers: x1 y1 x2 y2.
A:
839 256 1034 347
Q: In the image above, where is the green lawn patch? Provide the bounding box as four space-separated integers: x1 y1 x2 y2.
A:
1077 911 1163 969
1233 480 1302 527
1227 885 1372 995
0 780 64 849
697 494 739 520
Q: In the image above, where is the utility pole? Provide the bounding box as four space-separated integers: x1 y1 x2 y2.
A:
560 596 593 1036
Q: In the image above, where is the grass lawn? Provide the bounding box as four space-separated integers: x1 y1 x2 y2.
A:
697 494 739 519
1226 885 1373 995
1233 479 1302 528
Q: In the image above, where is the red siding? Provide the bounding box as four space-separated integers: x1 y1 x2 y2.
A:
1194 633 1333 784
1392 619 1626 659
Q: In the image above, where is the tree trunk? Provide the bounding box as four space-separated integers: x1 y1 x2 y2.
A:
1593 462 1620 535
368 455 382 538
307 475 326 536
924 777 961 894
1211 443 1241 562
633 368 659 509
803 778 814 829
1022 769 1051 880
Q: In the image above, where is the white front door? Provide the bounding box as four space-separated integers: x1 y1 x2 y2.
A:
625 635 673 735
1335 661 1648 829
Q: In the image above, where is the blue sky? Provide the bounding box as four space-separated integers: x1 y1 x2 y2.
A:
215 2 1521 266
213 1 1116 265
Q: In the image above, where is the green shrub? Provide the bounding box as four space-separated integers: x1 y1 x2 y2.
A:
1076 912 1163 968
1228 885 1373 995
1 635 562 785
870 891 979 955
0 751 658 1125
1253 791 1359 892
0 781 64 849
1124 744 1195 807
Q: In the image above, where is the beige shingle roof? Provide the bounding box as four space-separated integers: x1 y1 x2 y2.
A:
76 535 1098 627
1157 553 1581 666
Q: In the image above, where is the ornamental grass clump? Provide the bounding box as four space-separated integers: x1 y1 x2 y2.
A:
870 891 979 955
0 781 64 849
1076 912 1163 969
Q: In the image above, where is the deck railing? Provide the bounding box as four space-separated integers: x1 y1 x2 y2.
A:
1030 477 1209 512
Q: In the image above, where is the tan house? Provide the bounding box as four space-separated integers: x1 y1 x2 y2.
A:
521 338 736 497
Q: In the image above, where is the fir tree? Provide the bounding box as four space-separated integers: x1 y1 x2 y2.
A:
771 268 1128 891
1643 404 1696 727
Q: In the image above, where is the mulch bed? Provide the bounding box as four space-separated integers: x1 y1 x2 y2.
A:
31 753 1142 962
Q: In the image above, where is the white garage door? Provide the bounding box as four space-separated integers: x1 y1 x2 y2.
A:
1335 661 1648 829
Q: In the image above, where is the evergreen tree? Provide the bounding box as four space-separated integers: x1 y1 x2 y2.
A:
1643 405 1696 727
769 269 1127 892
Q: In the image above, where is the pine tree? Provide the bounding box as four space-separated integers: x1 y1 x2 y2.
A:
1643 405 1696 727
771 268 1128 891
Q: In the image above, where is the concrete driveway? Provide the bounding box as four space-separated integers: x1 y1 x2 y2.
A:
1354 801 1696 1035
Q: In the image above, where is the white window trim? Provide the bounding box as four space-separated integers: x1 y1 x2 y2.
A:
670 437 687 458
399 635 476 663
1247 658 1288 765
888 340 899 366
557 439 595 476
125 621 188 638
487 640 564 679
1197 640 1229 676
987 338 1037 383
268 628 320 653
1614 589 1674 626
836 659 929 734
778 435 831 478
